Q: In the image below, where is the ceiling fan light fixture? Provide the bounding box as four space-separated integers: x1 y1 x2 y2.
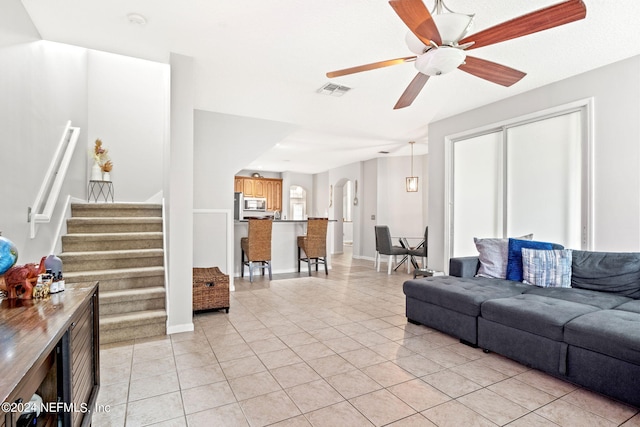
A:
415 47 466 76
432 13 474 46
405 31 429 54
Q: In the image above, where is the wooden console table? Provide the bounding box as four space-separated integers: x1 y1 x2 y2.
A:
0 283 99 427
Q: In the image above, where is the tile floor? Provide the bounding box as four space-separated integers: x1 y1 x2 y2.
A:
94 251 640 426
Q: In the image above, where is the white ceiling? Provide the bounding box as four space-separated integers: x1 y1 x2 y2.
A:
20 0 640 173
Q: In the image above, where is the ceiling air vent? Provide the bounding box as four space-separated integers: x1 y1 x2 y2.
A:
318 83 351 97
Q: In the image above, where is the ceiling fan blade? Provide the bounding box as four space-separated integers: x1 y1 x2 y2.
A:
327 56 416 78
459 56 526 87
389 0 442 46
459 0 586 50
394 73 429 109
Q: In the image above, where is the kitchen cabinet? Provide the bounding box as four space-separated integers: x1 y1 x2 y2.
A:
235 176 282 212
1 283 99 427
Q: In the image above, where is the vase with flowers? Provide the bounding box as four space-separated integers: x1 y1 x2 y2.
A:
90 139 113 181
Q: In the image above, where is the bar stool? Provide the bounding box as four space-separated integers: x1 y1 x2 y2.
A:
240 218 273 282
297 217 329 276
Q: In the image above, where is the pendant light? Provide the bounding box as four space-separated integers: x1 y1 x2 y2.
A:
406 141 419 192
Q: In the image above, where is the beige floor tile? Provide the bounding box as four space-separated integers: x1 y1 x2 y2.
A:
536 400 618 426
240 327 277 343
174 349 217 371
514 370 577 398
322 336 364 353
561 388 638 424
130 355 176 380
388 378 451 412
422 400 497 427
171 338 213 356
269 416 312 426
285 379 344 413
375 326 415 341
488 378 557 411
369 342 415 360
126 391 185 426
310 326 346 341
229 371 282 401
101 361 132 386
220 355 267 379
240 390 301 427
305 401 374 427
92 402 126 427
185 402 249 427
146 416 187 426
129 371 180 402
621 413 640 426
325 369 383 399
361 361 415 387
340 348 388 368
181 381 236 414
350 389 416 426
507 412 562 427
306 354 358 377
213 342 255 362
422 370 483 398
291 342 336 361
271 362 322 388
96 380 129 407
178 363 226 389
247 336 288 354
279 331 318 347
257 348 303 369
386 413 437 427
476 353 531 376
420 347 472 368
450 361 509 387
458 388 530 425
394 353 444 377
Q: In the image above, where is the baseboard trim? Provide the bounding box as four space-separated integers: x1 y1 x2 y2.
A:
167 322 194 335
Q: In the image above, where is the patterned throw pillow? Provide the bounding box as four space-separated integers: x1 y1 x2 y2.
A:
522 248 573 288
506 239 555 282
474 234 533 279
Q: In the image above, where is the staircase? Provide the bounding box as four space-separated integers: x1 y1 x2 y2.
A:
61 203 167 344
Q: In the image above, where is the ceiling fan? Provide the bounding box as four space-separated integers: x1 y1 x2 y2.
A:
326 0 587 109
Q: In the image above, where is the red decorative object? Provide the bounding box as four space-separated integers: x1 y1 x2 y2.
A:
3 257 46 299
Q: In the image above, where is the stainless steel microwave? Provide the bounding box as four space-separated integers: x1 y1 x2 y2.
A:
244 197 267 211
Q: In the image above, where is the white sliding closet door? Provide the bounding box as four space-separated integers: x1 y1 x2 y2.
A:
451 109 585 258
506 111 583 248
453 131 503 257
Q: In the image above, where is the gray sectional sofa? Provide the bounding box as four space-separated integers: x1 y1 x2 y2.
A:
403 250 640 408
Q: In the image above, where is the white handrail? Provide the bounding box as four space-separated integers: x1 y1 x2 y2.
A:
30 120 81 238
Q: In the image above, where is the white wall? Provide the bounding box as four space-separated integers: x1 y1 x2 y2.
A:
0 0 39 48
361 159 378 260
87 51 168 201
0 40 88 261
192 110 295 274
376 155 426 240
428 55 640 271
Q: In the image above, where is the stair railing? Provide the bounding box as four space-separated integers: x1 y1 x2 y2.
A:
29 120 81 238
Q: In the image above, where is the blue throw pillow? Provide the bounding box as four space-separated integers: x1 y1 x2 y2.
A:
506 238 555 281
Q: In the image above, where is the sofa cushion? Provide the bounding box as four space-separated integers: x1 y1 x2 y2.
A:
403 276 528 317
474 234 532 279
571 251 640 299
481 294 599 341
523 287 631 310
506 239 556 282
565 310 640 365
614 300 640 314
522 248 572 288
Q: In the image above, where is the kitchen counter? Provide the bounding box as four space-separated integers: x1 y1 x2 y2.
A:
234 220 334 276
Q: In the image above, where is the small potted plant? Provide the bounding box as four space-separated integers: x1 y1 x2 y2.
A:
101 160 113 181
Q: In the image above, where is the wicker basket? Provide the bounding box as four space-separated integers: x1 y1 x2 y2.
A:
192 267 229 313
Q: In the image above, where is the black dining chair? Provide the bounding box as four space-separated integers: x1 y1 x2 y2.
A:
402 226 428 269
374 226 410 274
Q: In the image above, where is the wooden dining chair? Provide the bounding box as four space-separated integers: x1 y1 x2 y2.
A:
297 217 329 276
240 218 273 282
